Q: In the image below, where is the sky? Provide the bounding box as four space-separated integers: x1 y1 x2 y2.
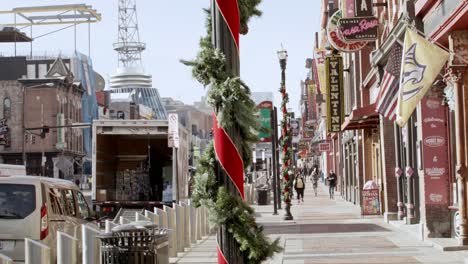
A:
0 1 321 115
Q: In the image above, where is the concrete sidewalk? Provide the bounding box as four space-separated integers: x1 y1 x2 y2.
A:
173 182 468 263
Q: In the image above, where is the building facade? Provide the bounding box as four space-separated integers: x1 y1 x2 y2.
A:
310 0 468 243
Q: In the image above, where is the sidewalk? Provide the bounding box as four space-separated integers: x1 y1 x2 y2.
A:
174 182 468 263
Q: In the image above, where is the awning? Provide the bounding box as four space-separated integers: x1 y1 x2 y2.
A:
341 103 380 131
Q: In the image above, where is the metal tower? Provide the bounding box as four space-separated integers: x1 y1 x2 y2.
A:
109 0 166 119
114 0 145 67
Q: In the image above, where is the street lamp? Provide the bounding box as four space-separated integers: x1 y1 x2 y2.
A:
277 45 293 221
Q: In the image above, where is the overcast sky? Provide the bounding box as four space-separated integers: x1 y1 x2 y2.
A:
0 1 321 114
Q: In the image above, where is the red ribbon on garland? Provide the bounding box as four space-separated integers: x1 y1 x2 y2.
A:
213 113 245 199
215 0 240 50
213 1 240 263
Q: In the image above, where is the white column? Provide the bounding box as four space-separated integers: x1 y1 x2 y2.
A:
0 253 13 264
25 238 51 264
164 205 177 257
57 231 78 264
145 210 160 226
155 207 168 229
82 224 101 264
105 220 118 233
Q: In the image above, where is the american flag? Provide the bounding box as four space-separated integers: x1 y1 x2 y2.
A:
375 43 403 121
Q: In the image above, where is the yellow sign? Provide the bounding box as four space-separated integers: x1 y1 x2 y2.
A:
314 48 328 94
396 29 449 127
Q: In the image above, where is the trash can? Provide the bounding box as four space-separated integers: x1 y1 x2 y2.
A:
256 188 269 205
98 221 169 264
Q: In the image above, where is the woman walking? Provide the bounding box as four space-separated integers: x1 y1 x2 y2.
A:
295 174 305 204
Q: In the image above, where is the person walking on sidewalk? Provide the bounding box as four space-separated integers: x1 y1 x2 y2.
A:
294 174 305 204
311 168 319 197
327 170 337 199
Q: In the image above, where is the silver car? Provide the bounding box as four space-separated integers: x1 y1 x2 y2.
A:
0 175 93 262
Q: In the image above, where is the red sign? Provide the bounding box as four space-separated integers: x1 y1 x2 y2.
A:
362 189 380 215
421 97 449 205
319 142 331 152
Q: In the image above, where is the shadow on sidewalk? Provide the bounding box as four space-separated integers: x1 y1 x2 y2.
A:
263 223 390 235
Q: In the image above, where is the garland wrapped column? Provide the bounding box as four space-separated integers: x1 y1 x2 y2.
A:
211 1 245 263
278 49 294 220
181 1 281 262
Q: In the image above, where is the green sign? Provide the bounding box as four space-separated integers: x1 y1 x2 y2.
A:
257 101 272 142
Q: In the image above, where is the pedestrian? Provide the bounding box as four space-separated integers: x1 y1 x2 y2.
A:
311 168 319 197
294 174 305 204
327 170 337 199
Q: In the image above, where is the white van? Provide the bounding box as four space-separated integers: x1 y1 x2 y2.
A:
0 175 94 262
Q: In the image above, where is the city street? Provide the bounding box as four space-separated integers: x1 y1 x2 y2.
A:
173 182 468 264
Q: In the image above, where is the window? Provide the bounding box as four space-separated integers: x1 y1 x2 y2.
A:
3 98 11 119
27 64 36 79
76 191 90 219
32 135 36 145
0 184 36 219
38 64 47 79
63 189 76 216
49 188 65 215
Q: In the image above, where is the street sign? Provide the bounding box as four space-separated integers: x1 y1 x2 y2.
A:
326 54 344 132
168 113 179 148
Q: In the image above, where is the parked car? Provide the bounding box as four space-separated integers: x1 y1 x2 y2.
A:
0 175 95 262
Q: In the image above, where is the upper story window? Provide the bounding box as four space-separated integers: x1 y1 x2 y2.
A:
3 98 11 119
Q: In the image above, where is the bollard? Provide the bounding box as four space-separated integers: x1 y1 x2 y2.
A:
135 212 151 222
144 210 160 226
180 202 191 248
0 253 13 264
25 238 51 264
163 205 177 257
199 206 206 238
105 219 118 233
82 224 101 264
173 203 185 253
187 201 197 244
155 208 168 229
57 231 78 264
119 216 131 225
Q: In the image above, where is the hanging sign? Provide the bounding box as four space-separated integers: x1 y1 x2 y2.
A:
318 142 331 152
327 10 368 52
313 49 328 94
355 0 373 17
326 54 344 132
257 101 273 142
339 17 379 41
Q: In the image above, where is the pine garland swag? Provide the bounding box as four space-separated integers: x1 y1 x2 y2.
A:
182 2 282 263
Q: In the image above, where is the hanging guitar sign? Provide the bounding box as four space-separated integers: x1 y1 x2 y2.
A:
327 10 368 52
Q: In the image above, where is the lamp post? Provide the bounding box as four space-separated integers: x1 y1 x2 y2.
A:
278 46 293 220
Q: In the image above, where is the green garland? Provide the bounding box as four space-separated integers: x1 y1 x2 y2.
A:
182 2 282 263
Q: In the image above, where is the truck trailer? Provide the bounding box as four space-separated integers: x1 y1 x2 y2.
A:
92 120 188 217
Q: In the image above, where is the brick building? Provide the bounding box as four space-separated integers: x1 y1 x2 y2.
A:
311 0 468 243
0 56 85 178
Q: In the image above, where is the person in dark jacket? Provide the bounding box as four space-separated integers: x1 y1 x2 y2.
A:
327 170 337 199
294 174 305 204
